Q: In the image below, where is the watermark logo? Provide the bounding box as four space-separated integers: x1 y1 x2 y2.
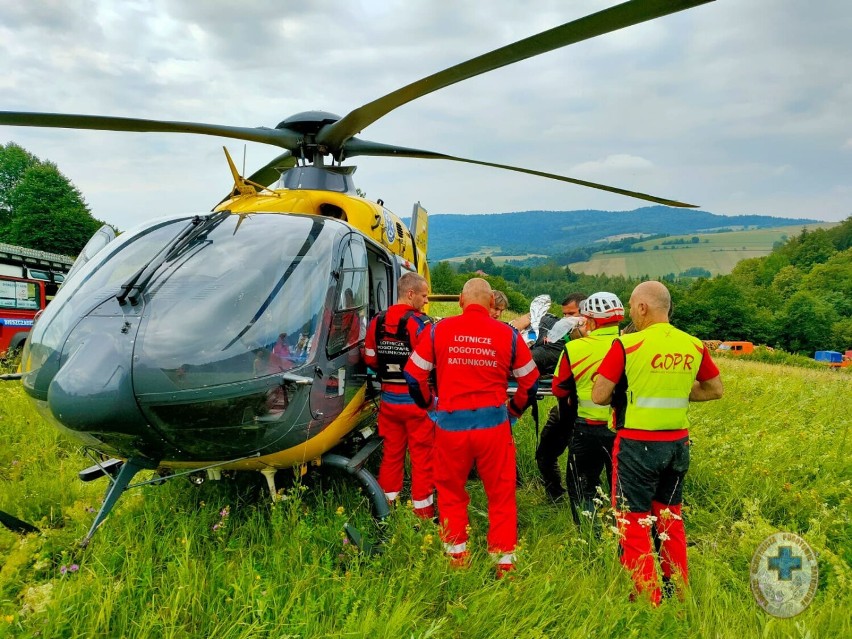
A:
750 532 818 618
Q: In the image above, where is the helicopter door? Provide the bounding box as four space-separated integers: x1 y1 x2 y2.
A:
366 245 393 317
317 233 368 413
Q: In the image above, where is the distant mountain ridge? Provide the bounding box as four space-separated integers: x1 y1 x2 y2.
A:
417 206 817 261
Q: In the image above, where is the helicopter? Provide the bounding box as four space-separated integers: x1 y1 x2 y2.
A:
0 0 713 544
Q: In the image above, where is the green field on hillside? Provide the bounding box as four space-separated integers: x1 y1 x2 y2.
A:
1 357 849 638
444 250 549 265
570 223 834 278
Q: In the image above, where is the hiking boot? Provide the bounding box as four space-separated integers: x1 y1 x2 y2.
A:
545 485 566 502
662 576 675 599
447 551 471 569
628 589 662 607
495 562 515 579
414 505 436 520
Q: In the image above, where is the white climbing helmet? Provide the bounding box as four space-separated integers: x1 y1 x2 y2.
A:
580 292 624 320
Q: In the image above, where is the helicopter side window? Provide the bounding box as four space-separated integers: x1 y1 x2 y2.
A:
366 246 392 316
327 235 368 357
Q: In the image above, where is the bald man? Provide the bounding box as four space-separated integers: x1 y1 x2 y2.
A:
405 278 539 578
592 280 723 605
363 272 435 519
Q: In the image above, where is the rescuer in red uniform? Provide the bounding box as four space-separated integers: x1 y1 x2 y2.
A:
404 278 539 577
592 281 723 604
363 272 435 518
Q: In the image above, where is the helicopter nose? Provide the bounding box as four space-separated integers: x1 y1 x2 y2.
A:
47 314 162 458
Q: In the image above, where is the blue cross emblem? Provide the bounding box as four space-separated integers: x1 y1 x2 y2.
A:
768 546 802 581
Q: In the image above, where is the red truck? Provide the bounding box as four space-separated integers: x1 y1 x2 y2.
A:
0 242 73 357
0 274 46 357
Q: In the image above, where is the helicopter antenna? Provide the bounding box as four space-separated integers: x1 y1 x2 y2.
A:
242 144 246 175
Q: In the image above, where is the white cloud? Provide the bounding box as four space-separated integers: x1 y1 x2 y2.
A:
571 154 655 177
1 0 850 227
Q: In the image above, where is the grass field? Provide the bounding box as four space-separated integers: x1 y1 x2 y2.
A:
570 223 834 278
443 250 550 265
1 358 850 638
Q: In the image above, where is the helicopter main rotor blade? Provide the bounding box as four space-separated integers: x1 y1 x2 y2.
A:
344 139 698 209
0 112 302 150
0 509 40 534
318 0 714 151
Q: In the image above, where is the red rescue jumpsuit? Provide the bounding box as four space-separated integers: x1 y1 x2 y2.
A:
404 303 539 566
364 304 435 518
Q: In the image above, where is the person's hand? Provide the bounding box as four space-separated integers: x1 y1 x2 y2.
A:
508 313 531 331
426 396 438 420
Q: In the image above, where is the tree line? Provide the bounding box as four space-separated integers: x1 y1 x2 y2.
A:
3 141 848 356
430 217 852 355
0 142 108 256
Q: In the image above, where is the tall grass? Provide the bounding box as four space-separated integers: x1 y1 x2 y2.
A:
1 359 849 638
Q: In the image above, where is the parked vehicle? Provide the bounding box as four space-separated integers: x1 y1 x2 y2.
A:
0 275 46 357
718 341 754 355
815 351 845 368
0 242 73 302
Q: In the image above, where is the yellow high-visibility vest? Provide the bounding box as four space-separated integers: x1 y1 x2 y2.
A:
618 323 704 431
564 325 620 423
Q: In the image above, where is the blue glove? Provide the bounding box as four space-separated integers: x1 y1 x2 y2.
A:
428 397 438 422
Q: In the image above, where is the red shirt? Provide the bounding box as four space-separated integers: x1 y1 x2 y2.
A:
404 303 539 418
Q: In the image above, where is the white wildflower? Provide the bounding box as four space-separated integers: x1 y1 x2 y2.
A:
658 507 682 521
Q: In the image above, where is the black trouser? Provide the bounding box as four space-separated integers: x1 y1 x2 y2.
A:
535 406 571 499
612 435 690 512
566 423 616 513
612 432 691 596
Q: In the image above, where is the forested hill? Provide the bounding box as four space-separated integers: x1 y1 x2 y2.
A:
420 207 816 260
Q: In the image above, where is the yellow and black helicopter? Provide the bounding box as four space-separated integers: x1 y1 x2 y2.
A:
0 0 712 543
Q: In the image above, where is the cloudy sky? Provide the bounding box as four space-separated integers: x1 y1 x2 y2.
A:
1 0 850 231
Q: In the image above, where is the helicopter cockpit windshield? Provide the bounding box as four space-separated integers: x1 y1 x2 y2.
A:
132 214 337 391
21 213 342 404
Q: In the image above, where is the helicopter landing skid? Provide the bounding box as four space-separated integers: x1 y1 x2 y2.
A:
81 456 157 548
260 468 278 500
78 452 262 546
321 451 389 520
322 449 389 556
